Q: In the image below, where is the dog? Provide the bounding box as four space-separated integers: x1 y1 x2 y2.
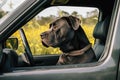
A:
40 16 96 65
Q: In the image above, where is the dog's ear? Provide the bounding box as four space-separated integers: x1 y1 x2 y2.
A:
68 16 81 30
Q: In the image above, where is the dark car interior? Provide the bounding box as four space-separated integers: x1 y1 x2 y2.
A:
0 0 115 73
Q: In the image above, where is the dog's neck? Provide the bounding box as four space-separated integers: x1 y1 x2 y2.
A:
60 41 74 53
60 27 90 53
62 44 91 56
60 38 88 53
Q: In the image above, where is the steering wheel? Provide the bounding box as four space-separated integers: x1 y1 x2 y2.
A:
19 28 34 66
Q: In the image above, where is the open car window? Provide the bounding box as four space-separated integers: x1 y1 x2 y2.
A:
1 5 103 70
10 6 99 56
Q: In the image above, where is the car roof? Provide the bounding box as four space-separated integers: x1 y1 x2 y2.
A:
51 0 114 9
51 0 114 18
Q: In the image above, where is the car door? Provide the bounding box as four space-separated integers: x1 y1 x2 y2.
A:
0 0 120 80
118 58 120 80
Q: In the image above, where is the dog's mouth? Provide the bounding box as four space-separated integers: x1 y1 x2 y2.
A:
41 39 60 48
41 39 56 47
42 41 49 47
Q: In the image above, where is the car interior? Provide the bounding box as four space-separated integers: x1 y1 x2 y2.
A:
0 0 115 73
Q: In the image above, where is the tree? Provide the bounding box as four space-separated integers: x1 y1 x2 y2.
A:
37 15 56 25
86 9 98 18
83 9 99 26
71 11 78 17
58 10 69 17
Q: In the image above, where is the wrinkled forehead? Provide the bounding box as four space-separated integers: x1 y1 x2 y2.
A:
50 18 69 27
51 18 68 25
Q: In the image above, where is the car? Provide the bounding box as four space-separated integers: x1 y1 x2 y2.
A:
0 0 120 80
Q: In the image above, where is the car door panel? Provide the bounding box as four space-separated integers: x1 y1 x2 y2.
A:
33 55 59 66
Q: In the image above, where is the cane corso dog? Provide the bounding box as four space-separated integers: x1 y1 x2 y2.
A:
40 16 96 65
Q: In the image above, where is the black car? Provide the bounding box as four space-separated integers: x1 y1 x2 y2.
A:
0 0 120 80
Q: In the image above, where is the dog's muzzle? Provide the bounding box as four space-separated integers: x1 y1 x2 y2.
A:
40 32 48 39
40 32 50 47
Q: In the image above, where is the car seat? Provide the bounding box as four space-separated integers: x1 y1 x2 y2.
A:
93 16 111 60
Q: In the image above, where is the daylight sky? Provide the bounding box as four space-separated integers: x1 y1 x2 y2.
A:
1 0 97 18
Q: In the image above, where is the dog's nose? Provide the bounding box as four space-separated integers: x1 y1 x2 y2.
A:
40 32 48 39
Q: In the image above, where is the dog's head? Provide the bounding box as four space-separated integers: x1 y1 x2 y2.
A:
40 16 81 48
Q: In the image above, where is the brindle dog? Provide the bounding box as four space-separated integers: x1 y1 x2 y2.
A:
40 16 96 65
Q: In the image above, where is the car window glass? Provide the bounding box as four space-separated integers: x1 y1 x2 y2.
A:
0 0 25 18
11 6 99 56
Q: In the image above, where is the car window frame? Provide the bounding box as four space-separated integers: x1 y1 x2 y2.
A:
0 0 117 70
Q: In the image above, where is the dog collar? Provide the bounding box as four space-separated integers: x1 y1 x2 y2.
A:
63 44 92 56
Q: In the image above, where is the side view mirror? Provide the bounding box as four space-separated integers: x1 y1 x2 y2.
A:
5 37 18 50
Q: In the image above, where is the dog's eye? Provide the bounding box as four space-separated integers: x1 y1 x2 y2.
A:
53 26 57 30
53 22 56 26
49 24 52 28
50 22 58 30
50 23 56 28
